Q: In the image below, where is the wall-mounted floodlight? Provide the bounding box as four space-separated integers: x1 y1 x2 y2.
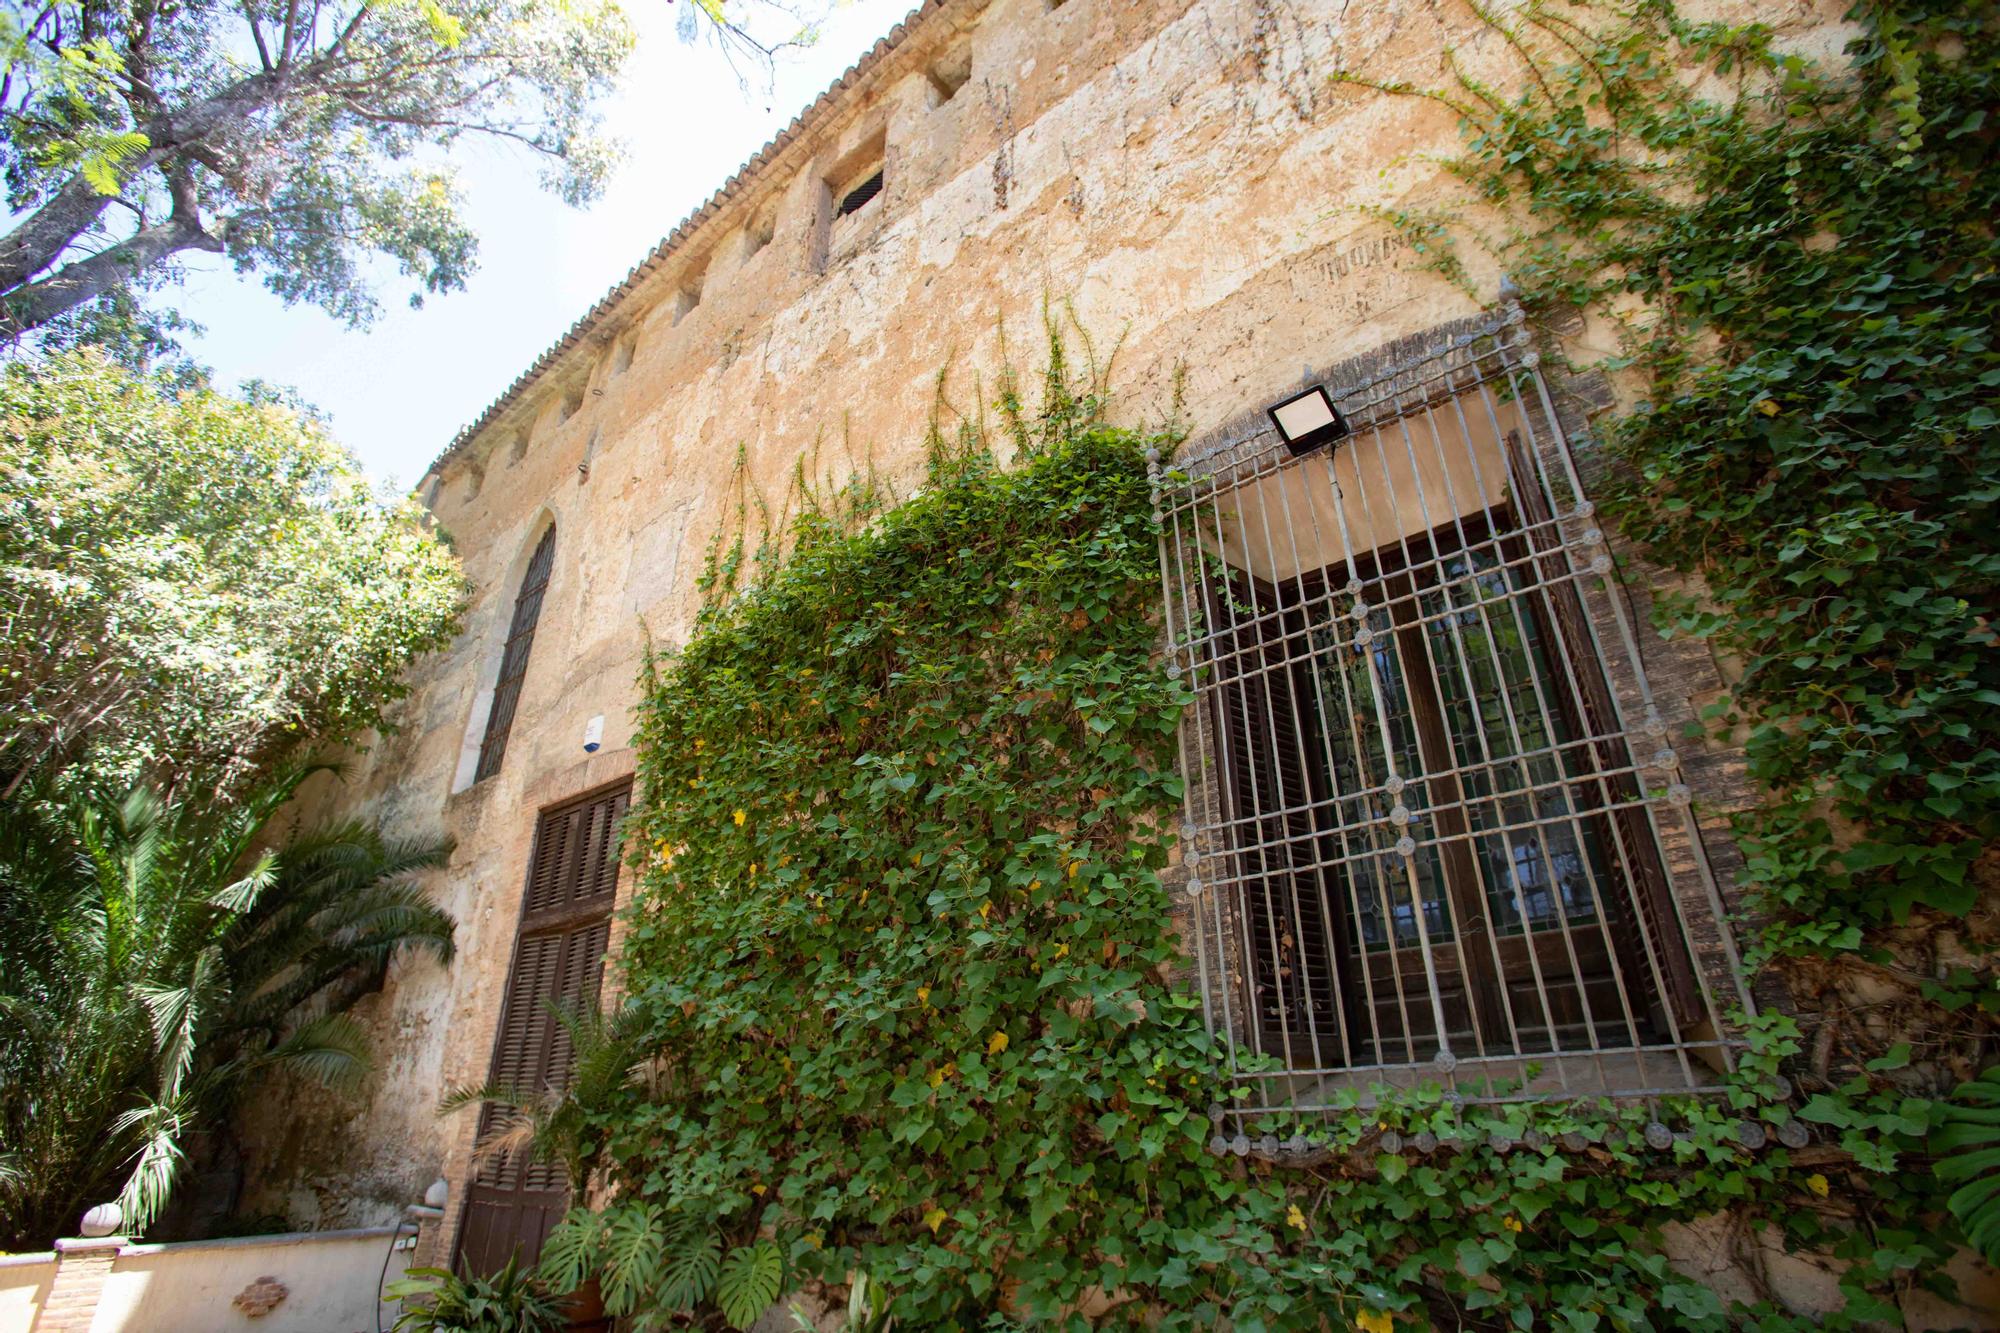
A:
1268 384 1349 457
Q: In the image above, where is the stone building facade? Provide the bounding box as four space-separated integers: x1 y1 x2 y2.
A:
232 0 1914 1303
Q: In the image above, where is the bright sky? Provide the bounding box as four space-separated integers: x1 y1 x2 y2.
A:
176 0 919 488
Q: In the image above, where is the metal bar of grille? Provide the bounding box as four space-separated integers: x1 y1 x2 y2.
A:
1152 305 1750 1125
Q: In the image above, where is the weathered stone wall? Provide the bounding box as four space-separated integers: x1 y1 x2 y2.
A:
233 0 1868 1283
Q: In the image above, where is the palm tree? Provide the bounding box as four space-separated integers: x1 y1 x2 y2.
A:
438 999 648 1200
0 765 454 1249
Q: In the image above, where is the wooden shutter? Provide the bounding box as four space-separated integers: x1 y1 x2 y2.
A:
455 782 629 1277
475 524 558 783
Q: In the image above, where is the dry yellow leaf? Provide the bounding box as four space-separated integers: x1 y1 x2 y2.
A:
1806 1173 1829 1198
924 1208 947 1233
988 1031 1009 1056
1356 1311 1394 1333
732 808 747 826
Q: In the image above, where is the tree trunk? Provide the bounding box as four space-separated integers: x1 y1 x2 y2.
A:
0 217 221 334
0 173 125 295
0 71 283 329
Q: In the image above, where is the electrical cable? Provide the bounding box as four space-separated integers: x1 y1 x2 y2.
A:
375 1217 416 1333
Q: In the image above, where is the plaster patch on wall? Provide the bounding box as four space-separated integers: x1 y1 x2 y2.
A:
626 498 700 620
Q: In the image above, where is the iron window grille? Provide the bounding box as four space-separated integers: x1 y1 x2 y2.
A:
475 523 557 783
1151 304 1751 1133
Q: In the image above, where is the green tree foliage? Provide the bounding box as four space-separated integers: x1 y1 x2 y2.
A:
0 763 455 1249
0 0 635 334
0 349 466 797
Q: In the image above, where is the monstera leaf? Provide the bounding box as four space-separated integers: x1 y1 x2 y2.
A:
717 1238 784 1330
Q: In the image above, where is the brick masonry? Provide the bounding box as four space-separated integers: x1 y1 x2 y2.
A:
36 1240 120 1333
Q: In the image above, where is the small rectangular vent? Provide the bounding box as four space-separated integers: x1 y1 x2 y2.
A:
836 169 884 219
927 44 972 105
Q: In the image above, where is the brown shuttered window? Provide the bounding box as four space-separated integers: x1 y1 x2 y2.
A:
455 782 630 1277
475 524 557 783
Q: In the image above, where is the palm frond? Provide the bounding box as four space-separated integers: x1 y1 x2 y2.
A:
259 1012 372 1093
1936 1066 2000 1265
111 1095 190 1237
437 1080 534 1117
209 848 278 914
469 1113 545 1172
319 887 457 963
134 945 222 1100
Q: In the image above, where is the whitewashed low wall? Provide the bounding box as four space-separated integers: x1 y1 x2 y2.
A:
0 1253 56 1332
0 1227 412 1333
94 1228 410 1333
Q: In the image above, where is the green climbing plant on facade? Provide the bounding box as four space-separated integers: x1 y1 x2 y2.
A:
532 0 1997 1324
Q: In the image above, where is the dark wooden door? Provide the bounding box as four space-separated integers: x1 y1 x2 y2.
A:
455 782 630 1277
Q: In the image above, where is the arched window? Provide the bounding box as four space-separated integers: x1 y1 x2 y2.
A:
475 524 557 782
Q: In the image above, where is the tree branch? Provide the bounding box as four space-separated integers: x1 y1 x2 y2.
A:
324 1 375 64
278 0 302 68
243 4 275 73
0 70 284 298
0 212 220 335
